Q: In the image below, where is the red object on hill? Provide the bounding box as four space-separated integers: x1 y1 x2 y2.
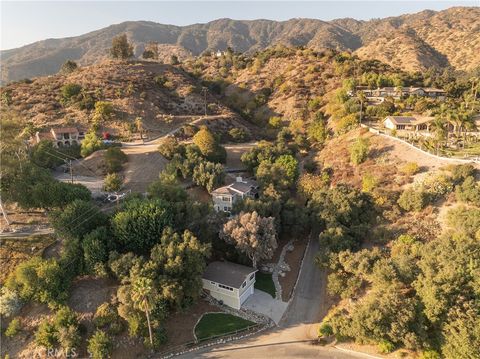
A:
102 132 111 140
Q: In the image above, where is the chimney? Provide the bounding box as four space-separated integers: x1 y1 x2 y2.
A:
236 176 243 183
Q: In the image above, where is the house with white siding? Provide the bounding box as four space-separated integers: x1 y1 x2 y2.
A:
211 177 259 213
202 261 257 309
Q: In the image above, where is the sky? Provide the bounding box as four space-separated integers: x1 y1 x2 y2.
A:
1 1 478 50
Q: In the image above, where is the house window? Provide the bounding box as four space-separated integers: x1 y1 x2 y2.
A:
249 273 255 281
218 284 234 291
210 281 216 286
242 281 246 288
397 125 406 130
221 196 231 202
224 206 231 211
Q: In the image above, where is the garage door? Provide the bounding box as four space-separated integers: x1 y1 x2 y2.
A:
239 284 253 306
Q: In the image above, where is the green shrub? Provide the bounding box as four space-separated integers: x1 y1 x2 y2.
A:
318 323 333 337
5 317 21 337
87 330 112 359
268 116 282 129
158 137 184 159
104 147 127 173
398 188 427 212
362 173 378 193
350 137 369 165
61 83 82 102
378 339 395 353
35 320 58 348
419 350 441 359
456 176 480 206
103 173 122 192
400 162 420 176
94 302 123 334
229 128 249 142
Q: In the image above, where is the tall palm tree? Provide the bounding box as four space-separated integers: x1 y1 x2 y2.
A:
356 91 367 124
131 277 155 346
430 117 448 155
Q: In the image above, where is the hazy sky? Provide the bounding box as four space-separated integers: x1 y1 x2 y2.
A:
1 1 477 50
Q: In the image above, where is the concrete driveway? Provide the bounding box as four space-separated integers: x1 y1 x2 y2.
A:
242 289 288 325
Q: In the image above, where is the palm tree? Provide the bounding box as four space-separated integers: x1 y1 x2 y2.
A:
430 117 448 155
356 91 367 124
131 277 155 346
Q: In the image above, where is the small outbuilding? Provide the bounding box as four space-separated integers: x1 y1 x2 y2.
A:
202 261 257 309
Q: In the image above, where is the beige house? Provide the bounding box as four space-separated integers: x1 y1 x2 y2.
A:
34 127 85 148
202 261 257 309
211 177 259 213
383 116 434 132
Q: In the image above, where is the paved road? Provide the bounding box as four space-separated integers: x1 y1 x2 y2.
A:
280 237 326 327
179 325 365 359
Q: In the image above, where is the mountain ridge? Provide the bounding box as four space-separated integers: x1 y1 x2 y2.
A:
1 6 479 83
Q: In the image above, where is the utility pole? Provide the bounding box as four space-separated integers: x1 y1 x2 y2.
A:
201 87 208 117
69 159 74 184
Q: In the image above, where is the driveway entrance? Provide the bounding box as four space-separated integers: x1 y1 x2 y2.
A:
242 289 288 325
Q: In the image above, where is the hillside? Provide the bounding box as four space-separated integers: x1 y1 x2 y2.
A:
0 60 246 138
1 6 479 83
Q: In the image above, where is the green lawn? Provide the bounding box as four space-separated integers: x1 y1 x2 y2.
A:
194 313 255 341
254 271 276 298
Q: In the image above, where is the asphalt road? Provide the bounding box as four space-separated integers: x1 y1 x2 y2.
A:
279 237 326 327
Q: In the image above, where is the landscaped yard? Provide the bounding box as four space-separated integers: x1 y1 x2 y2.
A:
194 313 255 341
254 272 276 298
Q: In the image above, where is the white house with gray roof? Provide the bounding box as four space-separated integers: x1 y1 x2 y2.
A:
211 177 259 213
202 261 257 309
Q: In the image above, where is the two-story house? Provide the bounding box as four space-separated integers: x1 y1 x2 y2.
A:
211 177 259 213
202 261 257 309
34 127 85 148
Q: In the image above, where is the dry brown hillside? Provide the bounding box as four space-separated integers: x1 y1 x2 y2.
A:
186 48 343 122
1 60 242 137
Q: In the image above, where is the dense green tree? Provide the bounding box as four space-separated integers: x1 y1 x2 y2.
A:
92 101 114 123
398 188 427 212
6 257 69 306
103 172 122 192
455 176 480 206
82 226 111 273
157 137 184 160
442 302 480 359
81 131 104 157
88 330 112 359
192 161 225 192
110 34 134 59
31 140 65 168
104 147 127 173
50 199 107 239
111 198 173 253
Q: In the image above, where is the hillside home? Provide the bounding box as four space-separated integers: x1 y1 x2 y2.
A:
202 261 257 309
383 116 434 132
211 177 259 213
354 86 445 100
34 127 85 148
